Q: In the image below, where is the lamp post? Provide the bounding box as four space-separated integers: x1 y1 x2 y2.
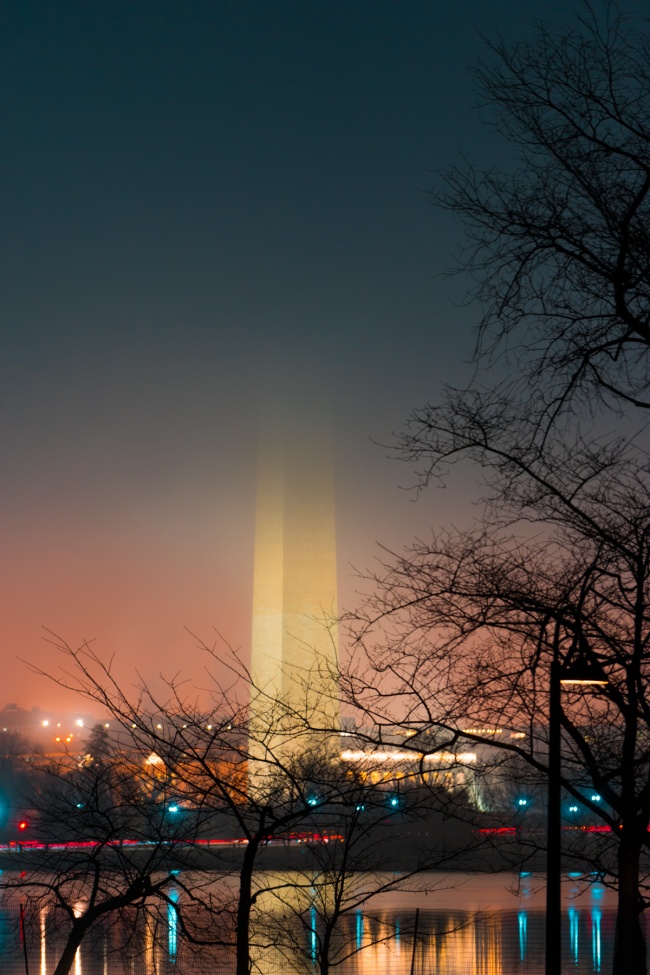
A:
546 650 608 975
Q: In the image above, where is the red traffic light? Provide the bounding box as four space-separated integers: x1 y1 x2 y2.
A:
17 820 28 831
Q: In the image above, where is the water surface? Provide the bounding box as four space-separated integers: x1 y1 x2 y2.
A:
0 870 634 974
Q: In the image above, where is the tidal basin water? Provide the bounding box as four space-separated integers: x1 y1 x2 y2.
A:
0 871 637 974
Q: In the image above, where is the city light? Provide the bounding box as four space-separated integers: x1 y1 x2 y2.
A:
340 749 476 764
462 727 503 736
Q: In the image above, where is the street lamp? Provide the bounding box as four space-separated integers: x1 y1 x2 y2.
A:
546 648 608 975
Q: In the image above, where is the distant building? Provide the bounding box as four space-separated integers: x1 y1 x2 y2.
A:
0 703 105 747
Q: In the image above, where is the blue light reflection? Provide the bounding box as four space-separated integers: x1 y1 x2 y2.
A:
568 906 579 965
309 906 317 964
517 911 527 961
168 889 179 963
355 912 364 950
591 908 602 973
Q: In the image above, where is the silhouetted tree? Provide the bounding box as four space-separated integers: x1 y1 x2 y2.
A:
347 434 650 975
0 749 214 975
27 637 478 975
437 2 650 428
260 781 464 975
26 645 374 975
84 723 113 766
367 9 650 972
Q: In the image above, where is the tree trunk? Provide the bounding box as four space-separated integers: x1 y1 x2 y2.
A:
52 920 90 975
613 830 647 975
236 837 260 975
320 923 332 975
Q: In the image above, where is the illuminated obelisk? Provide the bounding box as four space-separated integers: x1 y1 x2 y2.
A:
250 397 339 759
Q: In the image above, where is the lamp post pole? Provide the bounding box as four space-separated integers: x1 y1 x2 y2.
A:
545 635 608 975
546 655 562 975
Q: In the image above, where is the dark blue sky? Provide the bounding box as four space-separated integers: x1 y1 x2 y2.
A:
0 0 630 705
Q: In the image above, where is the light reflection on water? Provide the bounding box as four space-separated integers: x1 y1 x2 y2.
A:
355 910 364 950
569 906 579 965
40 907 47 975
592 908 602 974
518 910 527 961
309 905 317 963
167 888 178 963
0 872 645 974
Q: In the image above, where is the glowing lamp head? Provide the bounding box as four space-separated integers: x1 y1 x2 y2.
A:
560 658 608 686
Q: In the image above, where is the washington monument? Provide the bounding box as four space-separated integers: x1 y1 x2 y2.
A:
249 395 340 754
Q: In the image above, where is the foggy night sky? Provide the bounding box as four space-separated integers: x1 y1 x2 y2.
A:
1 0 637 709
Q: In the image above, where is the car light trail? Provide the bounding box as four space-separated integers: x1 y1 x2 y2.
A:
0 832 344 853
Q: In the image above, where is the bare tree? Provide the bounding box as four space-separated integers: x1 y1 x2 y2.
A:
0 744 214 975
437 2 650 427
259 778 468 975
346 432 650 974
30 639 450 975
358 11 650 972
